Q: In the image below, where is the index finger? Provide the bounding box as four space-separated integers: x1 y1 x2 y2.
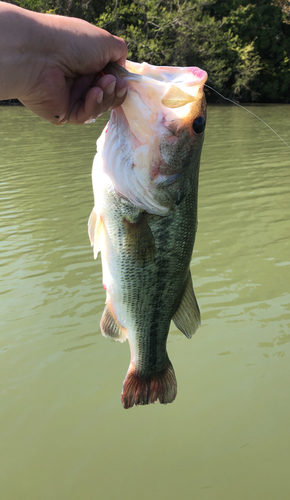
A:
111 35 127 67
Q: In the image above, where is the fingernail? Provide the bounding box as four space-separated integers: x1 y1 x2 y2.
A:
96 91 103 104
106 81 116 95
116 87 127 98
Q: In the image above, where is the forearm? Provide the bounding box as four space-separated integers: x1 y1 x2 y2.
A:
0 2 52 99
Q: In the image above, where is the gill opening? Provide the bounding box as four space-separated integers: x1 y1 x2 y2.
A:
205 84 290 150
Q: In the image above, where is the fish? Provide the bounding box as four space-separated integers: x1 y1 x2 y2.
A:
88 60 207 409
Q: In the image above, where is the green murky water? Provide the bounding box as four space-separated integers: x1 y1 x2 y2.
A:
0 104 289 499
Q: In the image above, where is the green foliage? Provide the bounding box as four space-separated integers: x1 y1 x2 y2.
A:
7 0 290 102
220 1 290 101
7 0 106 20
97 0 290 102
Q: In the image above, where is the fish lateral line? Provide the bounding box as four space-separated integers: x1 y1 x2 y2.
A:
205 84 290 150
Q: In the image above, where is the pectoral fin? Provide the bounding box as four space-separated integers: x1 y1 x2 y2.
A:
172 271 200 338
101 303 127 343
123 214 155 262
88 208 104 259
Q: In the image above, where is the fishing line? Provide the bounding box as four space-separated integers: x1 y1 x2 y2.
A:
205 84 290 150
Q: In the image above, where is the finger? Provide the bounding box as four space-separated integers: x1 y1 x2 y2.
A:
91 73 116 94
88 77 127 116
54 17 128 77
112 82 127 106
94 74 128 112
57 74 99 124
96 73 128 104
90 33 127 70
112 36 127 67
68 79 128 125
68 74 96 108
66 71 128 124
68 86 103 124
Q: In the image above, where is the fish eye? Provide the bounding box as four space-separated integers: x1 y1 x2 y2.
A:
192 116 205 135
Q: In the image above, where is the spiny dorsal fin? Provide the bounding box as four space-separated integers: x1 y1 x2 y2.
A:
123 213 155 262
172 271 200 338
161 85 195 108
101 303 127 343
88 208 104 259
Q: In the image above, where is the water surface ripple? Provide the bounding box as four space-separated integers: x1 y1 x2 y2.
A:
0 105 289 500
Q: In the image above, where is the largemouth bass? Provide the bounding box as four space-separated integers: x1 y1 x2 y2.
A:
88 61 207 409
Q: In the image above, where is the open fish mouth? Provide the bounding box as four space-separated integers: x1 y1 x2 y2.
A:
104 61 207 83
99 60 207 215
104 61 208 108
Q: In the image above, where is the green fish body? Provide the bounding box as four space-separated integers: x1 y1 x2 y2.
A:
89 61 207 408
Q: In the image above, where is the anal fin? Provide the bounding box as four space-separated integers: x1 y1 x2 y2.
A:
101 304 127 343
172 271 200 338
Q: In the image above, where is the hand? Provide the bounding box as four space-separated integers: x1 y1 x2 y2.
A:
0 2 128 124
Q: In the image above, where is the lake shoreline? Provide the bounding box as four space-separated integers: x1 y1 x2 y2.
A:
0 99 22 106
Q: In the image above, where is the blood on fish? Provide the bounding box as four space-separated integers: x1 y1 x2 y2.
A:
151 163 160 179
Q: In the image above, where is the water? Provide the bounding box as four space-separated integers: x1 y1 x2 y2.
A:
0 105 289 499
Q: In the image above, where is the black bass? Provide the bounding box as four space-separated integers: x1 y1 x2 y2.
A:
88 61 207 409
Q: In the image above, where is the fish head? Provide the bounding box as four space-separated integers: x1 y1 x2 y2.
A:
99 61 207 215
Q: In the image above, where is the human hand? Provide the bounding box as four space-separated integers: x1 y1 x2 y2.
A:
0 3 128 124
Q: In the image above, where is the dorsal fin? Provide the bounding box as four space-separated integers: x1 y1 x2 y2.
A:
172 271 200 338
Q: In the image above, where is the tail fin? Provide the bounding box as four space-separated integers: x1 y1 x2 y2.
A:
121 360 177 409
